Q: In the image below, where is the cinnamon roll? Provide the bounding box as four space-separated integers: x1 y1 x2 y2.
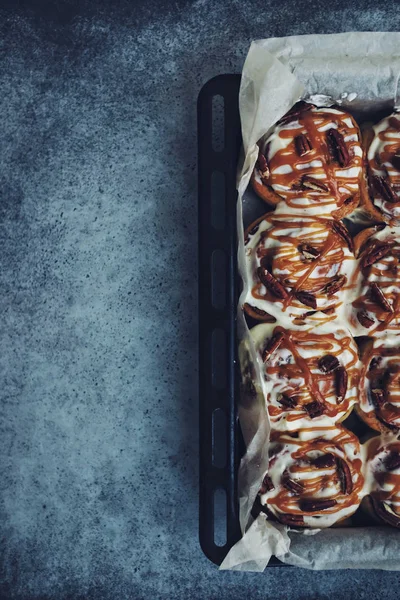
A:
248 323 360 430
251 101 363 219
348 225 400 336
357 337 400 434
364 434 400 528
257 425 366 528
364 112 400 224
243 214 356 327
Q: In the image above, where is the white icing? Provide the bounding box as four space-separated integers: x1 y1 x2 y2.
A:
244 215 357 330
367 113 400 219
296 160 324 170
318 123 337 132
248 322 360 431
272 164 293 175
260 107 362 216
364 436 400 517
259 426 367 528
346 226 400 339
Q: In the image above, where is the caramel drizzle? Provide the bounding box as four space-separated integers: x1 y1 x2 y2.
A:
264 108 361 208
281 233 337 311
266 326 358 422
267 428 363 516
362 346 400 428
369 117 400 211
370 442 400 515
250 217 351 312
353 240 400 333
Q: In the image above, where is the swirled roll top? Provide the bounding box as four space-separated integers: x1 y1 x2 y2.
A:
357 337 400 434
365 435 400 528
348 226 400 337
243 214 356 327
247 323 360 430
365 113 400 224
251 102 363 219
258 425 366 528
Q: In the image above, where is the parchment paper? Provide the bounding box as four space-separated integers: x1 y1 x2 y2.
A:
221 32 400 572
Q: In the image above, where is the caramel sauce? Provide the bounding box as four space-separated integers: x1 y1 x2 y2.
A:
361 346 400 428
370 442 400 515
265 108 361 209
265 326 359 422
369 119 400 210
352 240 400 334
267 428 363 516
249 216 353 312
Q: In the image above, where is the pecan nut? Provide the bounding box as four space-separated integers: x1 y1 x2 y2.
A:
371 497 400 527
298 243 320 261
278 513 305 527
304 400 325 418
327 128 350 168
295 134 313 156
295 290 317 309
282 472 304 495
331 220 354 252
362 242 392 268
312 453 336 469
335 366 348 403
262 331 284 362
371 388 386 408
277 393 298 409
259 474 274 494
370 282 393 313
318 354 340 373
384 451 400 472
322 275 347 297
336 457 353 494
357 310 375 328
300 175 329 193
257 267 288 300
256 153 270 183
299 498 337 512
372 175 399 204
244 303 269 318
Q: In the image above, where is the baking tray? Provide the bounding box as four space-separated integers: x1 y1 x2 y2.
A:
198 74 284 566
197 74 392 567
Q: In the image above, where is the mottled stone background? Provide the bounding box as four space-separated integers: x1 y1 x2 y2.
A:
1 1 400 598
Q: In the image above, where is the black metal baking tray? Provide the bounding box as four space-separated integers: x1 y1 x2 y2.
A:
198 74 284 566
198 76 396 567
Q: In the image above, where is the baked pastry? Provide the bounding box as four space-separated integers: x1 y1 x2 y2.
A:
247 323 360 430
364 434 400 527
364 112 400 224
357 337 400 434
243 213 356 327
257 425 366 528
348 225 400 336
251 101 364 219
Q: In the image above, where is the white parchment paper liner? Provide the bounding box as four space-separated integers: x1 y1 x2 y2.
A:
221 32 400 572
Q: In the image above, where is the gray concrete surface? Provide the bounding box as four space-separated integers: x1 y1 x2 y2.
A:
1 1 400 598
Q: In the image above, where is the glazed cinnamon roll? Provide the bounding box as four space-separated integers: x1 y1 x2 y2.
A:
357 337 400 434
257 425 366 528
243 214 356 327
348 225 400 336
251 101 363 219
248 323 360 430
364 434 400 527
364 112 400 224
